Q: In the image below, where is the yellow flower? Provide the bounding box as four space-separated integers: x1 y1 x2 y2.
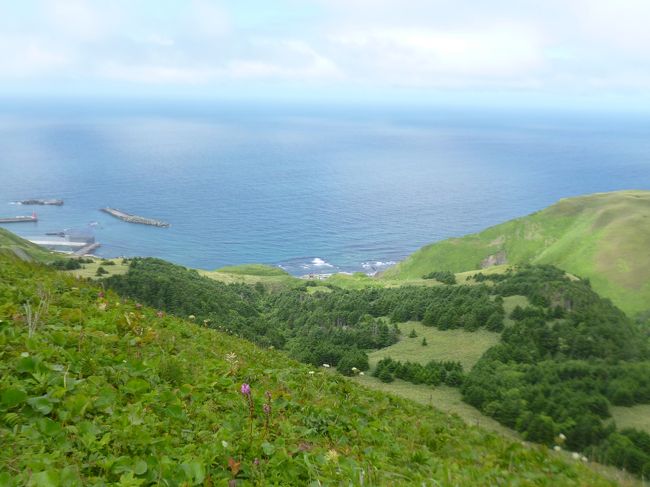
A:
325 449 339 463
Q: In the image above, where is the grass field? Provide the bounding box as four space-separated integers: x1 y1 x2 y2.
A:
360 322 505 432
352 374 518 437
200 264 300 290
611 405 650 434
382 190 650 318
325 272 448 289
69 258 130 279
368 321 501 370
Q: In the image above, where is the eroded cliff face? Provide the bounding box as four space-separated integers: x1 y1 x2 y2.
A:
481 250 507 269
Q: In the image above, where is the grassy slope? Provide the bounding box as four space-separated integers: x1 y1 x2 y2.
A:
368 321 500 371
0 227 63 263
611 405 650 435
69 258 130 279
200 264 300 291
382 190 650 317
357 321 512 437
0 256 618 486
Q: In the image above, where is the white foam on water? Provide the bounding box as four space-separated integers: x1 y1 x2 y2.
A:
361 260 396 270
311 258 333 268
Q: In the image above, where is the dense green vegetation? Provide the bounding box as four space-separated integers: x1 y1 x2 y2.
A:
374 357 464 386
105 258 504 372
383 190 650 318
103 257 650 477
422 270 457 285
0 254 616 485
458 266 650 475
49 258 95 271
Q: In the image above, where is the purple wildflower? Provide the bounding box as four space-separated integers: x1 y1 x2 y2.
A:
254 458 260 466
98 291 105 298
240 383 251 396
156 311 164 318
263 403 271 415
135 303 142 309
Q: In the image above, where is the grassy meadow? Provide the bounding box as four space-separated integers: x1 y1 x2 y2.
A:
69 258 130 279
199 264 299 291
612 405 650 435
368 321 500 370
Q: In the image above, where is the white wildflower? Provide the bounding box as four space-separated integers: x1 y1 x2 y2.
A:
359 372 365 376
20 352 29 357
322 363 330 368
553 445 561 452
308 371 315 375
558 433 566 441
572 452 580 460
325 449 339 462
221 440 229 448
581 456 588 462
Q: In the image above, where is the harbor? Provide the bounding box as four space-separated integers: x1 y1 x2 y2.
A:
101 207 170 227
27 231 100 257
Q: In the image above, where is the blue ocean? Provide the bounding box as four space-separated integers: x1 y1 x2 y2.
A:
1 100 649 275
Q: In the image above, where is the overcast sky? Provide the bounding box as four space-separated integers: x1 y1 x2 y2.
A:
2 0 650 107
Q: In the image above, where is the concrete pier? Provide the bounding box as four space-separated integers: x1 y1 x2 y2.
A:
0 215 38 223
73 242 101 256
101 207 170 227
28 240 87 248
17 199 64 206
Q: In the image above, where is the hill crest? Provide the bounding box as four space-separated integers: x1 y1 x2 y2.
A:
382 190 650 317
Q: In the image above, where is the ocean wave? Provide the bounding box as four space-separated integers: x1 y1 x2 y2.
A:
310 257 333 268
361 260 396 269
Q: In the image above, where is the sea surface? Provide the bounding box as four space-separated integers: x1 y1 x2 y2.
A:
1 100 649 275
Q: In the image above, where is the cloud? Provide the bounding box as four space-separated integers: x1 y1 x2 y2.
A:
226 39 341 80
1 0 650 99
330 25 544 87
0 35 71 78
42 0 121 41
97 39 341 85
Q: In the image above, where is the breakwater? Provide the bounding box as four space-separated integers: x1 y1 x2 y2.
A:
0 215 38 223
101 208 170 227
18 199 64 206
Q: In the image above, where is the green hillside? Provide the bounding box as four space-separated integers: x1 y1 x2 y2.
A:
0 227 63 263
0 256 616 485
382 190 650 317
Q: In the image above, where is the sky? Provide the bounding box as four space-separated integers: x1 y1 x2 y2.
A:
2 0 650 108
